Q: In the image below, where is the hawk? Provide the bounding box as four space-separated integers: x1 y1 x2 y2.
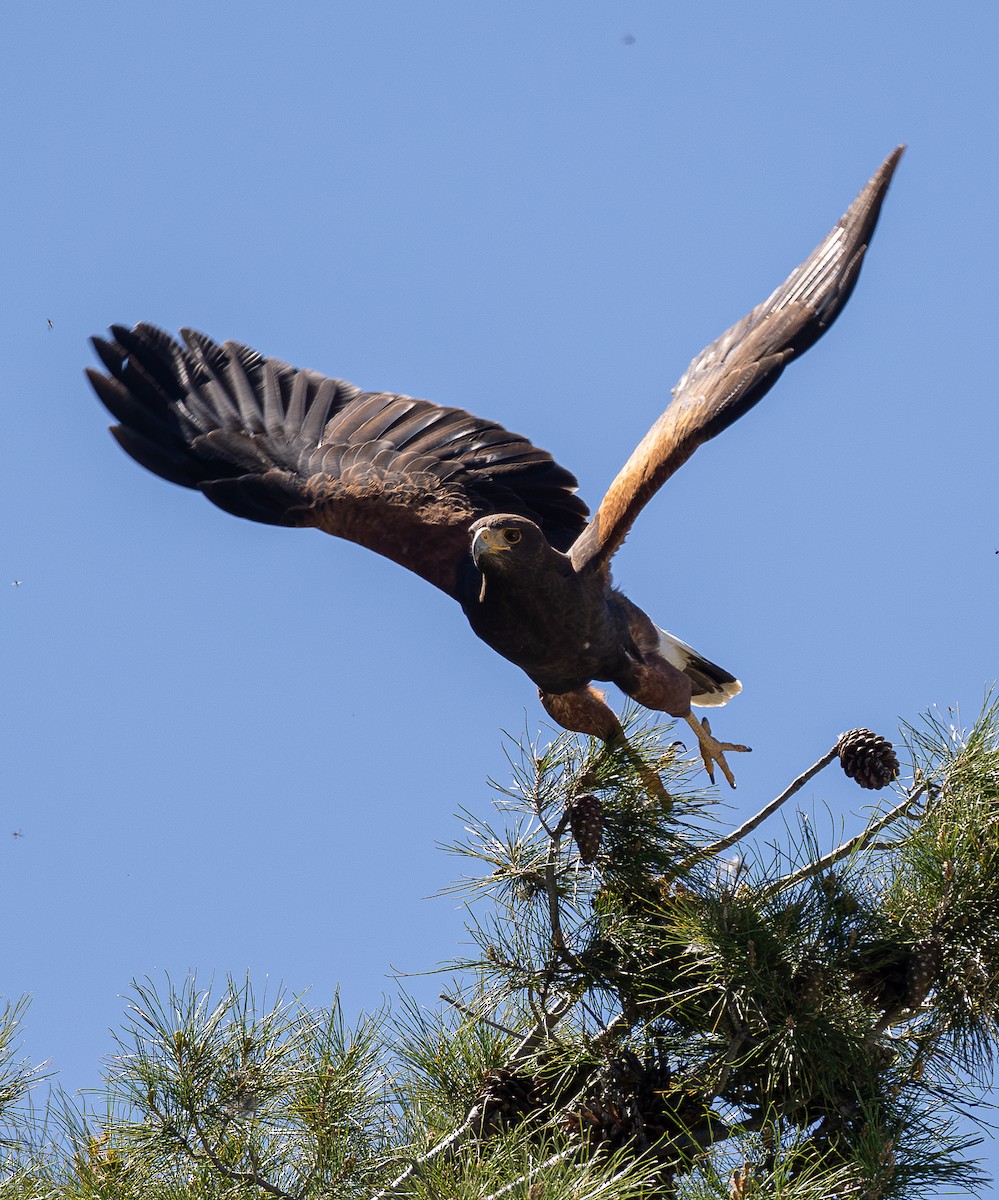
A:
87 147 902 791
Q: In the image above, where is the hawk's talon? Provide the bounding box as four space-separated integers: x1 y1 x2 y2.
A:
684 713 751 789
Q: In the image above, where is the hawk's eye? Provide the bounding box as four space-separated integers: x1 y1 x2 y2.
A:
503 528 522 545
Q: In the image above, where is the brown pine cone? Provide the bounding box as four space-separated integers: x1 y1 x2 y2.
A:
903 940 942 1009
793 963 827 1009
836 728 900 790
477 1068 538 1131
569 792 604 863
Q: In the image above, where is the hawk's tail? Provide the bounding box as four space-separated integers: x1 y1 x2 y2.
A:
653 626 742 708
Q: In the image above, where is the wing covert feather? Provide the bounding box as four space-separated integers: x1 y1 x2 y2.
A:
569 147 903 574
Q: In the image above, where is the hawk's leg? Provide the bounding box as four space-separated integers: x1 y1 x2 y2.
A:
624 658 750 788
539 686 671 804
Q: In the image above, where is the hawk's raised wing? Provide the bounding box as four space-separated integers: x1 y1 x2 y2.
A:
569 146 904 576
88 324 588 598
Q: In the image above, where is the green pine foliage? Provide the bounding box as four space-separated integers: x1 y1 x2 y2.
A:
3 697 999 1198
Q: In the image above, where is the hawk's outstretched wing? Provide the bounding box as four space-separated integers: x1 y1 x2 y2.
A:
88 324 588 598
569 146 904 575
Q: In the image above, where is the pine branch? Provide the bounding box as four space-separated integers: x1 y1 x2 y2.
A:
480 1145 578 1199
371 990 582 1198
766 779 927 897
503 990 581 1073
187 1107 300 1200
439 993 517 1038
679 747 839 873
369 1109 480 1200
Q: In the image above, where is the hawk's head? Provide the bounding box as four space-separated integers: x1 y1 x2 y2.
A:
468 514 573 604
470 514 552 573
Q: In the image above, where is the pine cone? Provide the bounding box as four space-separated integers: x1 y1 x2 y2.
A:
903 940 942 1009
477 1069 538 1131
793 963 827 1009
836 728 900 790
568 792 604 863
567 1097 630 1151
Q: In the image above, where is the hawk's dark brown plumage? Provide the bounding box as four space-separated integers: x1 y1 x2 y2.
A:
87 148 903 788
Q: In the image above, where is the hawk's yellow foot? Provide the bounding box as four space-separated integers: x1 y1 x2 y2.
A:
683 713 751 788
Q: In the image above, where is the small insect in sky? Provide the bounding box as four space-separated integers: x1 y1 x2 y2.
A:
11 580 22 588
12 830 23 839
47 319 54 329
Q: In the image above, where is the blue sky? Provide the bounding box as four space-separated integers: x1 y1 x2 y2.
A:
3 2 997 1188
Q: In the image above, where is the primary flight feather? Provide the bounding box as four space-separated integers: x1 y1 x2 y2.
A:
88 146 903 790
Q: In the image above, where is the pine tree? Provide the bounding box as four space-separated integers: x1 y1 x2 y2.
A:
3 697 999 1198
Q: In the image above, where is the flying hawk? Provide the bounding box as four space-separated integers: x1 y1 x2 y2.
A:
87 147 902 791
